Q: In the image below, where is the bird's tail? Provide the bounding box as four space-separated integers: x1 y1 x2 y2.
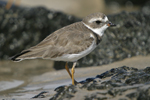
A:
10 49 46 62
10 50 31 61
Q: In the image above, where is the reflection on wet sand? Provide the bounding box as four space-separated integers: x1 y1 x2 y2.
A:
0 59 54 96
0 56 150 99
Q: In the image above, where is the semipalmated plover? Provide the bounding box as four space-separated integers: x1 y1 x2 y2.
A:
11 12 115 85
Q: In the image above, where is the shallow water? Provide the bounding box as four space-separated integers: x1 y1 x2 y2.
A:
0 55 150 99
0 59 54 96
0 80 24 92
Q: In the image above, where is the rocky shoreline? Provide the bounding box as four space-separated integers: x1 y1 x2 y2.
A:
32 66 150 100
0 1 150 69
0 1 150 100
0 55 150 100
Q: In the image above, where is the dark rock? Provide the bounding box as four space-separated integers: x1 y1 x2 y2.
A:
50 66 150 100
53 1 150 69
105 0 149 6
78 2 150 68
50 85 76 100
0 2 150 69
0 4 80 60
32 91 49 98
142 1 150 15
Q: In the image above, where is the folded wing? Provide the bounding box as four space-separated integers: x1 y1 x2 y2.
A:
11 23 94 61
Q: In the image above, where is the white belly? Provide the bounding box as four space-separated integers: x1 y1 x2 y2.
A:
50 40 97 62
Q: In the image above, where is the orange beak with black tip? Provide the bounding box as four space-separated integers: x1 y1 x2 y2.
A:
107 22 116 27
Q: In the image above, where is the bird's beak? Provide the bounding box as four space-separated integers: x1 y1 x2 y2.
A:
107 21 116 27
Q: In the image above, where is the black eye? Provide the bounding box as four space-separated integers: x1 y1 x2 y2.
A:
95 20 101 24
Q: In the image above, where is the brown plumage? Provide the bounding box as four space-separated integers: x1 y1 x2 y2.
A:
10 12 115 85
11 22 97 61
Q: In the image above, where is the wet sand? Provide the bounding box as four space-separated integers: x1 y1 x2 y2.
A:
0 55 150 99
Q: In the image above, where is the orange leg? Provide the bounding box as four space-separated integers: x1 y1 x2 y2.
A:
71 62 77 85
65 62 72 78
65 62 77 85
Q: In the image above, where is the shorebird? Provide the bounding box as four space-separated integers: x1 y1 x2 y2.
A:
11 12 115 85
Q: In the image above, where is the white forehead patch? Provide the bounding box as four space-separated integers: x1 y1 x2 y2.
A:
89 16 109 23
89 18 102 23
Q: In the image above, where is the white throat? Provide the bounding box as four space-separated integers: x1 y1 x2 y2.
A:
82 22 108 37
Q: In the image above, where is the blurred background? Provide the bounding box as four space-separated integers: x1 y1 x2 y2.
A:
0 0 148 17
0 0 150 98
19 0 145 17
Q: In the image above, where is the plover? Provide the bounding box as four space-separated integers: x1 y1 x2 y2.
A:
11 12 115 85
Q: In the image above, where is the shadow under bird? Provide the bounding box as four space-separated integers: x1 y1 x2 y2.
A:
10 12 116 85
